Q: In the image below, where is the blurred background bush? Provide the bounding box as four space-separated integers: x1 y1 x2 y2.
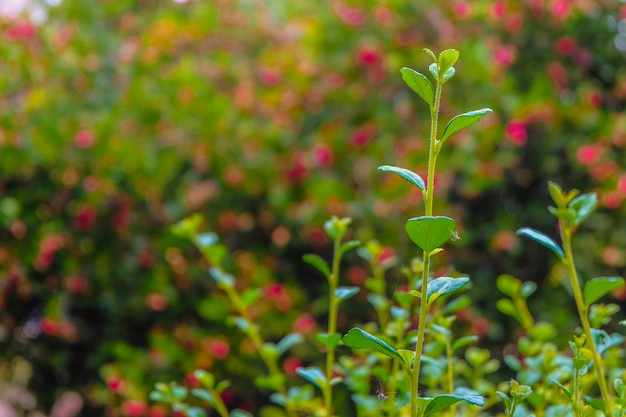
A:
0 0 625 415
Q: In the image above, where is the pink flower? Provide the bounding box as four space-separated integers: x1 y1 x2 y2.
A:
332 1 366 27
493 45 517 67
293 313 316 335
259 68 281 86
554 36 577 55
314 144 333 167
75 204 97 231
6 22 35 41
552 0 571 20
505 120 528 146
349 123 377 148
576 144 603 165
122 400 148 417
283 357 302 376
209 339 230 359
357 46 381 66
453 1 472 19
74 129 95 148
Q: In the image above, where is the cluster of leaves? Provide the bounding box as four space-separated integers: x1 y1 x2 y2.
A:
0 0 625 416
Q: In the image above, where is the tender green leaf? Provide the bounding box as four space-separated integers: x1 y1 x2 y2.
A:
342 328 406 367
583 277 625 306
548 181 566 207
215 380 230 393
440 108 493 143
496 391 511 410
240 288 261 307
191 388 217 406
339 240 361 257
324 216 351 241
452 335 478 352
441 66 456 83
296 367 326 391
438 49 459 75
400 67 434 106
335 286 359 301
614 377 625 398
397 349 415 368
496 274 521 298
424 394 485 416
302 254 330 278
230 410 253 417
395 291 414 308
209 267 235 288
255 374 287 391
428 63 438 80
194 370 215 388
149 390 168 402
378 165 426 191
569 193 597 226
521 281 537 299
185 407 207 417
171 384 188 401
517 227 564 259
405 216 457 253
316 332 342 349
276 333 303 356
426 277 469 304
583 396 605 411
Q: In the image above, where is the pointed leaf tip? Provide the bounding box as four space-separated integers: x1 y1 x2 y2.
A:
517 227 564 259
379 165 426 191
440 108 493 143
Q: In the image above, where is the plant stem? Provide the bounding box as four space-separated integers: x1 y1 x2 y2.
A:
324 237 342 417
410 64 444 417
559 222 614 417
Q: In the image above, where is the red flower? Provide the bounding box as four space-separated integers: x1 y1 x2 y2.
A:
357 46 381 66
349 123 377 148
505 120 528 146
554 36 577 55
282 357 302 376
209 339 230 359
493 45 517 67
576 144 603 165
122 400 149 417
74 129 95 149
332 1 366 27
314 144 333 167
6 22 36 41
75 204 97 231
293 313 317 335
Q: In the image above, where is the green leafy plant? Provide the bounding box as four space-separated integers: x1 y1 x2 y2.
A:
342 48 492 417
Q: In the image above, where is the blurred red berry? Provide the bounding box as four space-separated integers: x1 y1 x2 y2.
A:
6 22 35 41
332 1 366 26
505 120 528 146
314 144 333 167
493 45 516 67
282 356 302 376
259 68 281 86
74 129 95 149
209 339 230 359
576 144 603 165
122 400 148 417
75 204 97 231
350 123 377 148
554 36 577 55
357 46 381 66
293 313 316 335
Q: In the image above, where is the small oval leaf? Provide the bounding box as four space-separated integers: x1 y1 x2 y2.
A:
438 49 459 75
583 277 625 306
400 67 434 106
296 367 327 391
276 333 303 355
452 335 478 352
405 216 457 253
342 328 407 367
335 286 360 301
424 394 485 416
517 227 564 259
316 332 342 349
569 193 597 226
303 254 331 278
440 108 493 143
426 277 470 303
378 165 426 191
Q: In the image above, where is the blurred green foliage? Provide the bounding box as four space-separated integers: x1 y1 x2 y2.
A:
1 0 625 415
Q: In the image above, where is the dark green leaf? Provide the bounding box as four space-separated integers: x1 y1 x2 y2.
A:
335 286 359 301
440 109 493 143
342 328 407 367
302 254 330 278
583 277 624 306
424 394 485 416
405 216 457 253
400 67 434 106
378 165 426 191
517 227 564 259
296 367 326 390
426 277 469 303
569 193 597 226
316 332 342 349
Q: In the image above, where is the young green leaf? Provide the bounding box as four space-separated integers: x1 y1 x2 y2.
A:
400 67 434 107
452 335 478 352
302 254 330 278
426 277 469 304
438 49 459 75
440 108 493 143
339 240 361 257
405 216 457 253
192 389 218 407
342 328 407 368
583 277 625 306
441 66 456 83
296 367 327 391
230 410 253 417
496 274 521 298
517 227 565 259
209 267 235 288
316 332 342 349
495 391 512 411
276 333 303 355
424 394 485 416
428 63 438 80
335 286 359 301
378 165 426 191
185 407 208 417
569 193 597 226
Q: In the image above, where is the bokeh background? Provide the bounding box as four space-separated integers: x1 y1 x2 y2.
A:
1 0 625 416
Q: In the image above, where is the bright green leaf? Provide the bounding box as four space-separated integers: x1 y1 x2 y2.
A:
438 49 459 75
440 108 493 143
342 328 407 367
185 407 207 417
339 240 361 257
191 388 217 406
400 67 434 106
335 286 359 301
583 277 624 306
452 335 478 352
496 299 520 322
428 63 438 80
316 332 342 349
230 410 253 417
569 193 597 226
302 254 330 278
521 281 537 299
405 216 457 253
496 391 511 411
424 394 485 416
378 165 426 191
496 274 521 298
296 367 327 391
441 66 456 83
517 227 564 259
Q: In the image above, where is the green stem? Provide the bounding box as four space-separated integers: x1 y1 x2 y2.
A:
559 222 614 417
387 357 401 417
324 237 342 417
